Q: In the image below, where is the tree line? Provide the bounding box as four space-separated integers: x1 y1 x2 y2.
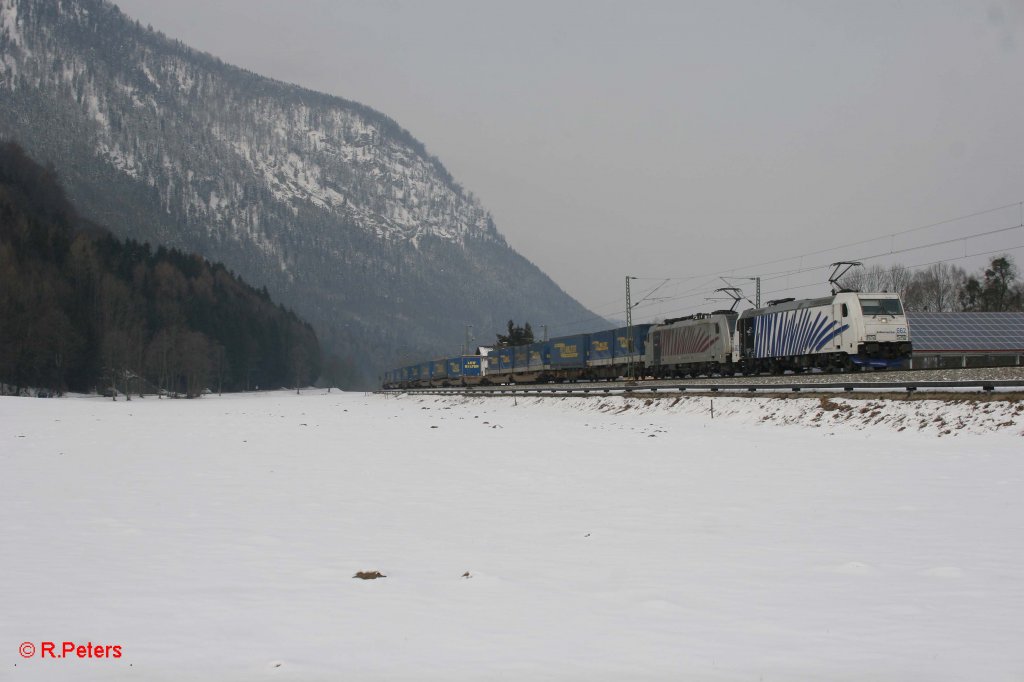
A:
839 257 1024 312
495 320 535 347
0 141 321 397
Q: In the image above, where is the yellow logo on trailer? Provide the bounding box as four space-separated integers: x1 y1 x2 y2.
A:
555 342 578 358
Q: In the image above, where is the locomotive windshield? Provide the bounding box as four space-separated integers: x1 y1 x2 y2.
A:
858 297 903 316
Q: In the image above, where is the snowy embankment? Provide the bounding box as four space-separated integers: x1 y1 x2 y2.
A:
2 391 1023 681
588 391 1024 437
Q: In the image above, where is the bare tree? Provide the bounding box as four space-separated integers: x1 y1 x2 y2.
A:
99 274 144 400
887 264 912 299
840 264 888 293
290 344 309 394
101 328 131 400
180 331 211 398
211 342 227 395
145 327 180 396
905 263 966 312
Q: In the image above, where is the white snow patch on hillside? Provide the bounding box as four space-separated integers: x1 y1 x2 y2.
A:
2 391 1022 680
1 0 22 47
139 61 159 89
85 92 110 129
0 52 16 80
100 144 140 179
0 0 25 82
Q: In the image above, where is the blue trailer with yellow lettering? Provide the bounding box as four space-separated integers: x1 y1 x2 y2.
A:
439 355 487 386
444 356 462 385
512 345 530 378
584 324 653 379
461 355 485 385
486 347 515 384
588 330 615 367
430 359 447 387
511 341 550 382
549 334 590 380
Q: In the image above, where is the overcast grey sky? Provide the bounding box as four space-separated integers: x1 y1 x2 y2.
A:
115 0 1024 327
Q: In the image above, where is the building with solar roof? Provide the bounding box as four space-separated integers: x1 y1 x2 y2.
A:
905 312 1024 369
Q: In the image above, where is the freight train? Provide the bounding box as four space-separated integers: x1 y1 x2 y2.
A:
382 291 912 388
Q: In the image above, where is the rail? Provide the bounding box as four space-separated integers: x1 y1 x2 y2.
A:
382 378 1024 397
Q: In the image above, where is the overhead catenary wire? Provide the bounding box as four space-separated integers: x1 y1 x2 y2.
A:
630 199 1024 283
646 243 1024 322
627 211 1024 322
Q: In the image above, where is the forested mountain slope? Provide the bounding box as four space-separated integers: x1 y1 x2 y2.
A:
0 141 320 396
0 0 600 386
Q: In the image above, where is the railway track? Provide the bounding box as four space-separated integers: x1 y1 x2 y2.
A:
382 367 1024 397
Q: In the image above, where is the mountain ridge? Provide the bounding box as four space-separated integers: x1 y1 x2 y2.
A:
0 0 602 386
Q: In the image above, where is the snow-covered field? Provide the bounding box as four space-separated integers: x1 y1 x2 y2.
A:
3 390 1023 681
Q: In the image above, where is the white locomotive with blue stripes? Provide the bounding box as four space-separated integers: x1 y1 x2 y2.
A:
732 292 911 373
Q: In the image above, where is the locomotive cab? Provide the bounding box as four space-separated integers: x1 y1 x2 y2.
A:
823 290 913 366
840 293 911 368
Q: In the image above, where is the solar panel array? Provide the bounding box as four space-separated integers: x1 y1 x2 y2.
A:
906 312 1024 352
